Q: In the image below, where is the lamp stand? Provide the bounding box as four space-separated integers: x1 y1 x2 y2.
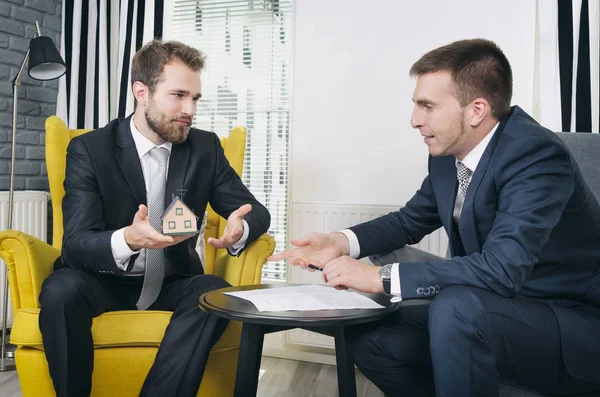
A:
0 22 42 373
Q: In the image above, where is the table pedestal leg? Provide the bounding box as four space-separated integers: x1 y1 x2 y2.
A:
234 322 264 397
334 326 357 397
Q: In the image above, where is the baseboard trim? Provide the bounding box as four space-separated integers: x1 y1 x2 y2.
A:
262 347 336 366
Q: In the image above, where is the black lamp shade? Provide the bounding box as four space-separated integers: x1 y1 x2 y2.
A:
28 36 66 81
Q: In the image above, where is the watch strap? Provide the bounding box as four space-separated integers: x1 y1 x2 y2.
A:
382 278 392 294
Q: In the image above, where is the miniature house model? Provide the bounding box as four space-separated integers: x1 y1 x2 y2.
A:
161 195 199 236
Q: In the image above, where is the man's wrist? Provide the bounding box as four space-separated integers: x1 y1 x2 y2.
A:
375 267 386 293
123 226 142 251
331 231 351 256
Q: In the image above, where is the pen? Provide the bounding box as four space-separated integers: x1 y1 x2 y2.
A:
307 264 323 271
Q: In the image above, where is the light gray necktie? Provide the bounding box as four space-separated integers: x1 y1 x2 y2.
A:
136 147 169 310
456 161 472 199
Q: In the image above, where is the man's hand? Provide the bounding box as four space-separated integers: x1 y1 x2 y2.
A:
124 205 194 251
323 256 384 293
207 203 252 249
268 232 350 270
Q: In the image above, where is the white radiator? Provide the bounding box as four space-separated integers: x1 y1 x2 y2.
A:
287 202 448 348
0 190 49 328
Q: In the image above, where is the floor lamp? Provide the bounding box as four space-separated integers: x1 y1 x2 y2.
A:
1 21 66 372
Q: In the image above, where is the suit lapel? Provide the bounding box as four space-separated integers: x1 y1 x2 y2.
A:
165 142 190 207
114 117 146 205
458 118 508 254
458 158 487 254
438 156 464 257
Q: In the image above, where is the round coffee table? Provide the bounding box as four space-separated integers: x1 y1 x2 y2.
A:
199 283 402 397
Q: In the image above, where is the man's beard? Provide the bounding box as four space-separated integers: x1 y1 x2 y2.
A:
438 110 466 157
145 103 191 144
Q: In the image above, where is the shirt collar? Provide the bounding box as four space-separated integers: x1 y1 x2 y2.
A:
455 122 499 172
129 116 172 160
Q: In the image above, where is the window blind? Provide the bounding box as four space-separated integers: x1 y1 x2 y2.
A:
170 0 291 281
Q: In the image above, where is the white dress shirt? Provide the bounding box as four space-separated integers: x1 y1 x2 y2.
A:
341 122 499 298
110 117 249 274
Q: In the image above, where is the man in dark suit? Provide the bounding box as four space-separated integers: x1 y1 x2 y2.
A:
270 39 600 396
39 40 270 397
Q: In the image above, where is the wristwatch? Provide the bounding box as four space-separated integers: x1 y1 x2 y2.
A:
379 264 393 294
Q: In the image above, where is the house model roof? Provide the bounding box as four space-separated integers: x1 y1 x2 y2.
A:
160 195 199 220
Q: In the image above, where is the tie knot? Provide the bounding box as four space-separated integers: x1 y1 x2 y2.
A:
456 161 472 198
456 161 472 180
150 147 170 168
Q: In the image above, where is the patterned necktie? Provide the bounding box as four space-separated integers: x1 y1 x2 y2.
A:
456 161 472 199
136 147 170 310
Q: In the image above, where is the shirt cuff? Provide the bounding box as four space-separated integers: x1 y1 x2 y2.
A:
111 228 139 271
228 219 249 255
340 229 360 258
391 262 402 297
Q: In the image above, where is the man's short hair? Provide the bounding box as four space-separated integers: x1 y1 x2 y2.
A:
409 38 512 120
131 40 206 98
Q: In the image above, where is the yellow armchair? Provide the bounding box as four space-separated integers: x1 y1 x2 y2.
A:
0 116 275 397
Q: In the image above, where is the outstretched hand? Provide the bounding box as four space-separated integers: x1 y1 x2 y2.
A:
124 205 194 251
268 232 349 270
207 203 252 249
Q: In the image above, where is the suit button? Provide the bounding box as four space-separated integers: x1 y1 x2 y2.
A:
427 286 435 295
434 285 440 293
417 287 425 295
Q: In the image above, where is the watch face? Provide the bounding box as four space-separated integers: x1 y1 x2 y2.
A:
379 264 392 279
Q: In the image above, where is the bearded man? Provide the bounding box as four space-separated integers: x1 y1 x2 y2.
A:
39 40 270 397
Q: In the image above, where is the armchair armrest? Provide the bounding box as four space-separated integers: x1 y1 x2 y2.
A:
0 230 60 311
215 233 275 286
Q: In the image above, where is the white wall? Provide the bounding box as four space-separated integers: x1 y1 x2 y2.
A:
289 0 537 208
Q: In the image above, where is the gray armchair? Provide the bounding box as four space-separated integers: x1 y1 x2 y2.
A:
499 131 600 397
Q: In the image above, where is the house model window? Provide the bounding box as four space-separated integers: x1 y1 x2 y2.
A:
161 195 200 236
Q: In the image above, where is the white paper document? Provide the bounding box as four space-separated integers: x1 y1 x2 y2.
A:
224 285 385 312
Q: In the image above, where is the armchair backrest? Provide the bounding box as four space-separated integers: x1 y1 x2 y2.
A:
556 132 600 203
45 116 248 275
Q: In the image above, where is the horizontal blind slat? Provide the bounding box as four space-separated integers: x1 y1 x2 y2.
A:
171 0 291 281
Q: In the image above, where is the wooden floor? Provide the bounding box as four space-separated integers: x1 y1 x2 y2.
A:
0 356 383 397
0 368 20 397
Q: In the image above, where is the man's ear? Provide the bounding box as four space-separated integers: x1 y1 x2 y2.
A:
132 81 148 107
468 98 490 127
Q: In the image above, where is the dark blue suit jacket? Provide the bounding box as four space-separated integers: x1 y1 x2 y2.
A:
350 106 600 382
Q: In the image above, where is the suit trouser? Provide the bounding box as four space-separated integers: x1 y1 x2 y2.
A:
352 247 600 397
38 268 231 397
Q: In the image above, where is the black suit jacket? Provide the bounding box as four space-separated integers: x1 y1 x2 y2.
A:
350 106 600 382
57 116 270 276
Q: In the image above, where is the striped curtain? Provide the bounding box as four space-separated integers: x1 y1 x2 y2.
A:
56 0 165 129
558 0 599 133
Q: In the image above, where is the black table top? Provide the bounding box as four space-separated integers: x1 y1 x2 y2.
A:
199 283 405 327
